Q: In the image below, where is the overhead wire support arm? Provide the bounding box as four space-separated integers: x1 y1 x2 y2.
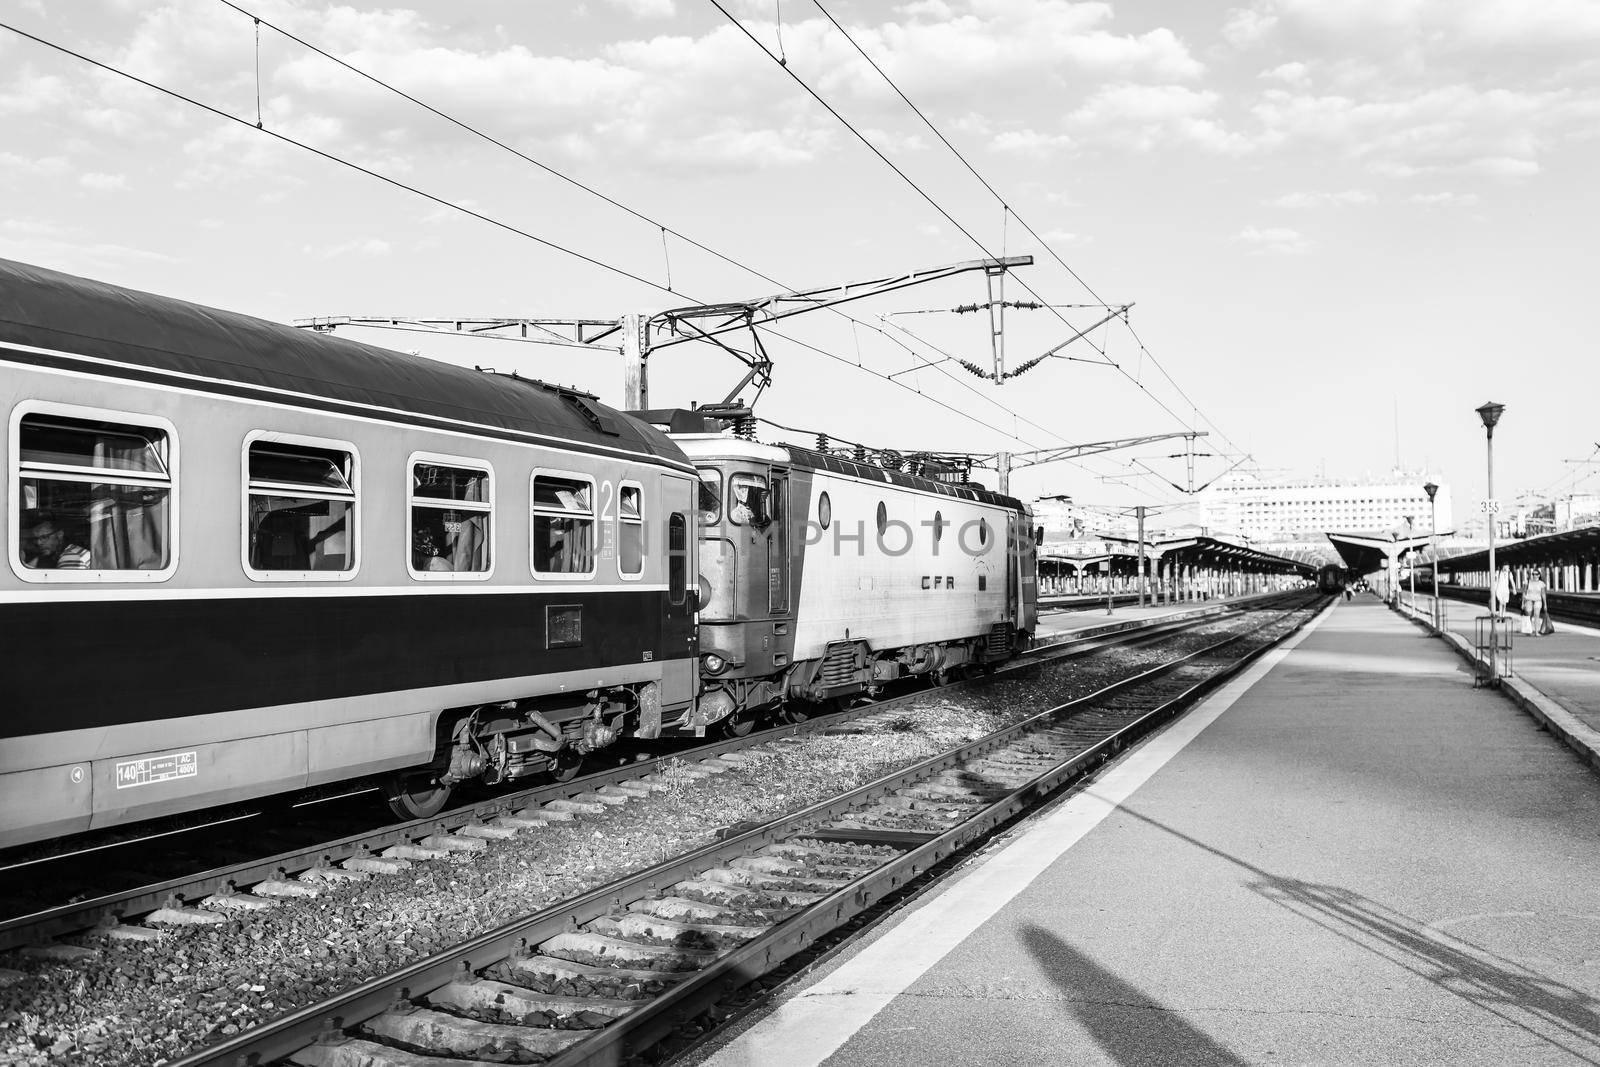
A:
1005 430 1206 470
294 315 625 350
645 255 1032 351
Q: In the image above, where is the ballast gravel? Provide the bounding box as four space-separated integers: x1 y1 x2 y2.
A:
0 607 1307 1066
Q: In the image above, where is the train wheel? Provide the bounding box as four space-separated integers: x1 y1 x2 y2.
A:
932 668 954 687
780 704 811 724
719 714 755 738
547 751 584 782
384 773 453 821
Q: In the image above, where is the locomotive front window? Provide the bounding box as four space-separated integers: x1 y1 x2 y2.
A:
532 472 595 576
16 412 173 575
246 440 356 575
728 472 767 526
410 460 492 577
619 483 644 577
697 469 721 524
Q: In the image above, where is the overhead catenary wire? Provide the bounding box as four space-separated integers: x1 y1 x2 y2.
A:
0 17 1083 459
207 0 1112 463
788 0 1252 460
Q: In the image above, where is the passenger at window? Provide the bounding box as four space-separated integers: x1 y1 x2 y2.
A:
413 526 451 572
27 519 90 569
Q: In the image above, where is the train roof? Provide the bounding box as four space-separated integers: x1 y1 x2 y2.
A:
0 257 689 469
673 434 1027 513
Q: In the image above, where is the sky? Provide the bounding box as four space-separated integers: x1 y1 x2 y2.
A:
3 0 1598 531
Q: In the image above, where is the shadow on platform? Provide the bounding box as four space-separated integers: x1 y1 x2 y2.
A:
1110 802 1600 1062
1018 924 1247 1066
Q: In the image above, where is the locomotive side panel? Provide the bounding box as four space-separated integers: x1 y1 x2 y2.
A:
790 469 1009 659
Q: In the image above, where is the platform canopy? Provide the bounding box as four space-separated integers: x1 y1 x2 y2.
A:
1433 525 1600 576
1096 534 1317 577
1324 530 1433 576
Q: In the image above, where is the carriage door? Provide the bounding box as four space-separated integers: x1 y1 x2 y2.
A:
1006 514 1020 624
768 471 790 615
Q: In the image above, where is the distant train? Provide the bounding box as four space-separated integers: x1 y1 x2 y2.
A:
0 258 1037 850
1316 564 1348 595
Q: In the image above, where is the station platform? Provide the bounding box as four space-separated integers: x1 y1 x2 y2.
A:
1401 592 1600 772
683 597 1600 1067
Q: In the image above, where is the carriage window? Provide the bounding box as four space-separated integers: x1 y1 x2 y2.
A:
532 472 595 575
619 483 644 576
410 460 491 577
697 468 721 524
668 512 688 604
729 472 767 526
17 413 172 574
247 441 355 574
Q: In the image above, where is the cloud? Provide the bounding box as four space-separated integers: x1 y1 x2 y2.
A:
79 172 129 191
0 0 1208 179
991 129 1074 155
599 0 676 16
308 238 393 259
1066 83 1249 154
1407 191 1480 207
1268 188 1374 207
1038 228 1091 247
0 152 70 177
1231 225 1313 254
1260 61 1310 86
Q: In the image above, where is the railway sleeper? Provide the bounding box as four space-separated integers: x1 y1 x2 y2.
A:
363 1004 587 1059
540 930 720 972
632 894 799 926
291 1034 504 1067
673 878 826 909
427 977 640 1026
588 911 765 947
695 864 867 895
495 952 694 994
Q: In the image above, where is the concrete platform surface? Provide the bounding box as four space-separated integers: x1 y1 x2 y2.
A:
1406 590 1600 742
682 599 1600 1067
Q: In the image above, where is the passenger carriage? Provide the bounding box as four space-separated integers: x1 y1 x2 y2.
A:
0 259 698 849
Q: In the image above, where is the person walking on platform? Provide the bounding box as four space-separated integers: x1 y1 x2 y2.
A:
1525 569 1556 635
1521 569 1545 636
1492 564 1516 620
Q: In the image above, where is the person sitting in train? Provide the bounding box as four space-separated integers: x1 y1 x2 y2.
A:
26 518 90 569
413 526 452 572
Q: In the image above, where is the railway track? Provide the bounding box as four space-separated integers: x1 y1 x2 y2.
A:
0 593 1298 959
123 592 1322 1067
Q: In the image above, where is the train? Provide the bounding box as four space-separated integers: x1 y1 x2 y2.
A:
0 258 1037 850
1316 564 1348 595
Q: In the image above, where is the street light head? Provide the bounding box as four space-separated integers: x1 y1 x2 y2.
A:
1476 401 1505 430
1423 481 1438 502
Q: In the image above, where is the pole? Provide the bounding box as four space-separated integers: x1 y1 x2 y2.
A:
1429 497 1440 629
1486 427 1499 685
1136 506 1147 608
1106 560 1114 615
996 451 1012 495
622 312 647 410
1407 517 1416 616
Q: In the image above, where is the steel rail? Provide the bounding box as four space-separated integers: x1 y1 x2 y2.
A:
168 595 1321 1067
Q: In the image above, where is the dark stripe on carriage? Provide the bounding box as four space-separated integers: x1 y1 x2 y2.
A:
0 589 678 739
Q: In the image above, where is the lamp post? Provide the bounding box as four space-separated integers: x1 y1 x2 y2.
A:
1405 515 1416 617
1477 402 1505 685
1423 481 1439 630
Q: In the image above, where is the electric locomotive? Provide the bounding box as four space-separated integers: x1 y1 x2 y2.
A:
667 426 1037 734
